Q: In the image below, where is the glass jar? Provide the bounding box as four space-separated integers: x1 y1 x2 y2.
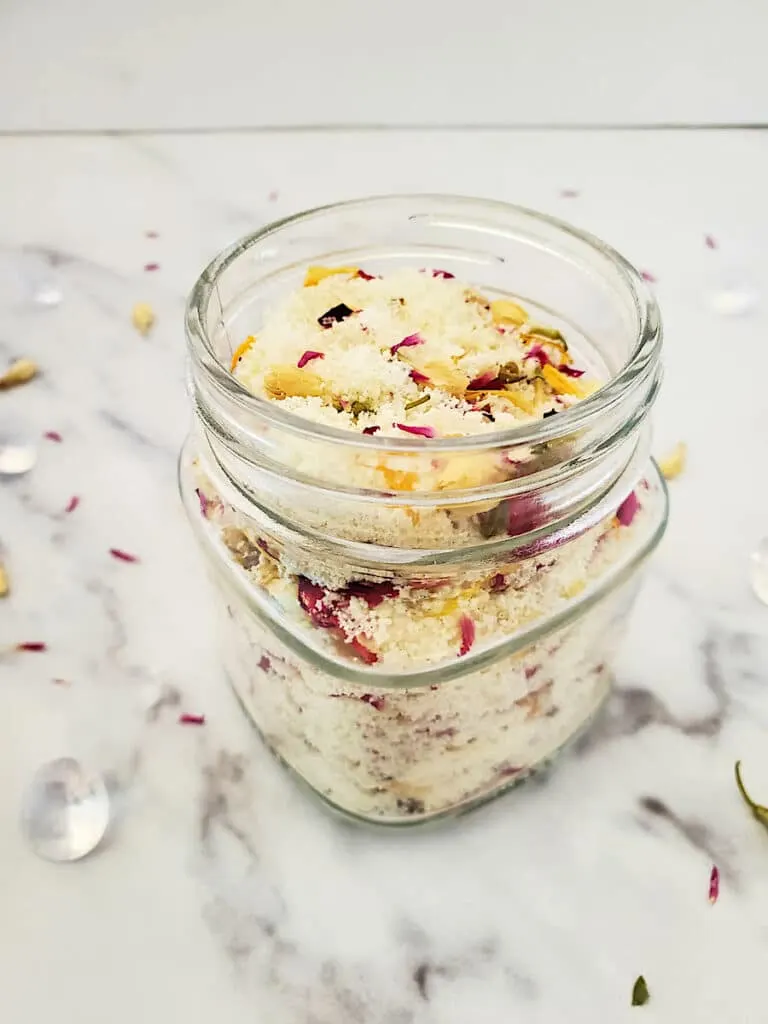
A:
181 195 667 826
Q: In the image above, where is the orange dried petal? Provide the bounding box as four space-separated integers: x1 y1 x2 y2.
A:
541 364 591 398
380 466 419 491
303 265 360 287
230 335 256 371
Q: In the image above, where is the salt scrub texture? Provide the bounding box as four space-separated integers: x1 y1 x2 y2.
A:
185 263 660 821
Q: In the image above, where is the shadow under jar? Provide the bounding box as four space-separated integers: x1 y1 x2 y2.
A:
180 195 667 826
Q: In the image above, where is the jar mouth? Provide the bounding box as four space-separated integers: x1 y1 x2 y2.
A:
185 193 661 454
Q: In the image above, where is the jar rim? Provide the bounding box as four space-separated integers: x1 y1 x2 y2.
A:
185 193 662 452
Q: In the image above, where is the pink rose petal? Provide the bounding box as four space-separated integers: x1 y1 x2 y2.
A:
297 349 324 368
557 364 585 378
705 234 718 250
431 269 455 279
409 368 430 385
109 547 139 563
524 344 551 366
144 262 160 272
179 712 205 726
458 615 475 656
16 641 47 652
395 423 436 438
357 269 376 281
64 495 80 514
616 491 639 526
44 430 63 442
391 333 425 356
641 270 657 283
708 865 720 904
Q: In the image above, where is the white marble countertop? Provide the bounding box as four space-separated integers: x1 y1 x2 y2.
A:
2 128 768 1023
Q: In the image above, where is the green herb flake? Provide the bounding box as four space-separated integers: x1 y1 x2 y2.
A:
631 975 650 1007
734 760 768 829
528 324 566 344
404 394 430 412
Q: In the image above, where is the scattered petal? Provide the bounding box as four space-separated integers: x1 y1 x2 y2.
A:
356 269 376 281
523 344 551 367
705 234 718 249
16 641 47 652
458 615 475 656
360 692 385 709
489 573 508 593
468 370 503 390
490 300 529 326
43 430 63 443
143 262 160 272
560 188 579 198
344 580 399 607
268 190 279 202
297 349 324 368
409 368 430 385
350 637 379 664
557 363 585 378
658 442 687 480
132 302 155 336
708 865 720 904
304 266 358 287
258 654 272 672
640 270 656 283
616 491 640 527
631 976 650 1007
0 562 9 597
178 712 206 726
64 495 80 514
395 423 436 439
734 760 768 830
0 358 38 390
431 269 455 279
362 425 380 435
391 333 425 356
109 547 139 563
297 577 340 628
318 303 356 328
230 335 256 371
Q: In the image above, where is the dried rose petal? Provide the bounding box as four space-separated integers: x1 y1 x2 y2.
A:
524 344 551 366
616 491 639 527
109 547 139 563
16 641 47 652
318 303 356 328
350 637 379 664
297 577 340 628
144 262 160 272
640 270 657 283
178 712 205 726
362 425 380 435
395 423 436 439
357 269 376 281
507 496 544 536
489 573 509 593
524 665 541 680
391 333 425 356
44 430 63 442
431 269 455 279
344 580 399 607
705 234 718 250
64 495 80 514
557 364 585 378
458 615 475 656
360 693 385 710
468 370 503 390
409 368 430 385
258 654 272 672
132 302 155 336
708 865 720 904
297 349 324 368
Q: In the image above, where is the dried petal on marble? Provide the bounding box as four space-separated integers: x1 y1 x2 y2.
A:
0 358 39 390
0 562 9 597
734 760 768 829
631 976 650 1007
43 431 63 443
64 495 80 514
16 642 47 652
132 302 156 336
705 234 718 249
658 442 687 480
143 262 160 272
640 270 657 283
109 547 139 563
178 713 206 726
708 865 720 904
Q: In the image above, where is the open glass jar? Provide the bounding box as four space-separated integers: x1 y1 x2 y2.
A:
181 195 667 826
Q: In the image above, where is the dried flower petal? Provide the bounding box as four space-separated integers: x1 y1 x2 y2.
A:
734 760 768 830
431 269 455 279
458 615 475 656
144 262 160 272
297 577 340 628
468 370 503 390
362 425 380 435
557 364 585 378
708 865 720 904
631 976 650 1006
297 349 324 368
132 302 155 336
318 303 356 328
658 442 687 480
616 491 639 527
0 358 38 390
360 692 385 709
258 654 272 672
303 266 359 287
395 423 436 439
357 269 376 281
705 234 718 250
344 580 399 607
524 344 551 367
44 430 63 442
0 563 9 597
409 368 430 385
64 495 80 514
109 547 139 563
230 335 256 371
489 573 508 593
490 300 529 326
16 641 47 652
541 363 590 397
264 364 324 400
350 637 379 664
179 712 206 725
640 270 656 283
391 333 425 356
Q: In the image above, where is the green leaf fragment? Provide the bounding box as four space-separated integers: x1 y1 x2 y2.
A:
631 975 650 1007
734 760 768 828
404 394 430 411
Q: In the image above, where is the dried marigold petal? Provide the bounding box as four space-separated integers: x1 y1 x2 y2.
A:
132 302 155 336
264 364 324 400
658 441 687 480
379 466 419 491
230 335 256 371
0 562 9 597
541 363 591 398
0 358 38 390
303 265 359 287
418 361 468 397
490 299 529 326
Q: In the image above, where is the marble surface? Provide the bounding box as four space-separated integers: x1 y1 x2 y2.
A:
2 0 768 130
2 128 768 1023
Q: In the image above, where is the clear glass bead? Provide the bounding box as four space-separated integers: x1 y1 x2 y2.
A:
21 758 110 862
